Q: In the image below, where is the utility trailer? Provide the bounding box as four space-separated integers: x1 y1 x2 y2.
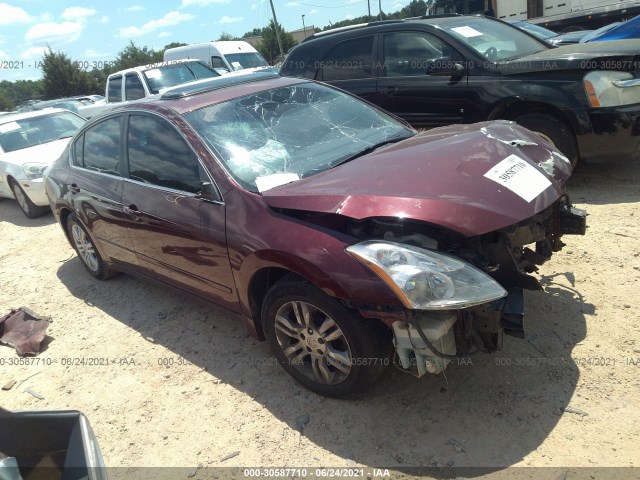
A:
428 0 640 31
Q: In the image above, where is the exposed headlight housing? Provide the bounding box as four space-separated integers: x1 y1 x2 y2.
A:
22 162 48 180
584 71 640 108
346 241 507 310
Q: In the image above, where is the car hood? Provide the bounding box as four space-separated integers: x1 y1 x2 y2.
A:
1 138 71 168
261 121 572 237
497 39 640 74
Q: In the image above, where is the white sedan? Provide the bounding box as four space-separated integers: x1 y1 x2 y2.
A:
0 109 85 218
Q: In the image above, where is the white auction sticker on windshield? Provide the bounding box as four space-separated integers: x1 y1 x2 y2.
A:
451 26 483 38
484 154 551 202
256 173 300 193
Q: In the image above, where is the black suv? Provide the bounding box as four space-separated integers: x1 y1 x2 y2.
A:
281 15 640 167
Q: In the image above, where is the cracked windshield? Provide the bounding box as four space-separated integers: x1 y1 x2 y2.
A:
184 82 414 192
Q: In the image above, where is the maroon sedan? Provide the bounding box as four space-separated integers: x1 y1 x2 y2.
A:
45 70 586 397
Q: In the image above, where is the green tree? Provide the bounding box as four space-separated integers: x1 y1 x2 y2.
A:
0 79 43 106
41 48 98 99
0 90 14 111
163 42 188 50
217 32 236 41
257 20 297 64
111 41 162 71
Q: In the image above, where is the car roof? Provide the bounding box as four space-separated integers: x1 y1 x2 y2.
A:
0 108 69 124
301 14 469 43
108 69 308 116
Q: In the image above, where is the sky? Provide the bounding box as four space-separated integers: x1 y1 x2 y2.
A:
0 0 414 82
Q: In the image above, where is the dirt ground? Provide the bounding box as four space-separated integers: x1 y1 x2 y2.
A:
1 161 639 480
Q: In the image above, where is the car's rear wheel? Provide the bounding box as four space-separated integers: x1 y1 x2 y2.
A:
67 214 116 280
513 113 579 168
261 277 390 397
9 179 47 218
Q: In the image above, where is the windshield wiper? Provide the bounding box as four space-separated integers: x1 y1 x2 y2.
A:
329 134 412 169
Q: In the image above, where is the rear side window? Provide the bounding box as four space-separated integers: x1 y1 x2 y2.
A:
107 76 122 103
127 115 202 193
319 36 374 81
125 74 145 100
82 117 122 175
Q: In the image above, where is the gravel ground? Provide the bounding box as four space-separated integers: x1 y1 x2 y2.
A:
1 161 639 480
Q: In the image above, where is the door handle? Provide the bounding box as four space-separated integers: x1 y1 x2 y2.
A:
70 183 80 194
385 86 399 95
124 204 141 221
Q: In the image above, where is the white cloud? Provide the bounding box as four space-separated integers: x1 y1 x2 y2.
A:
345 14 355 20
100 16 109 23
0 3 33 25
61 7 97 20
25 21 83 45
40 12 52 21
181 0 228 6
125 5 144 12
0 49 8 60
220 15 242 24
285 1 298 6
84 48 109 58
250 3 257 10
20 46 47 60
158 31 171 38
119 11 194 37
309 9 318 14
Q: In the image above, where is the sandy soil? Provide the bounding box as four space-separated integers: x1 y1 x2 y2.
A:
1 161 639 479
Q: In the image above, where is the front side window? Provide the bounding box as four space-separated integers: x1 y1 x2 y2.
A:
320 36 374 81
383 32 461 77
125 74 145 100
127 115 202 193
83 116 122 175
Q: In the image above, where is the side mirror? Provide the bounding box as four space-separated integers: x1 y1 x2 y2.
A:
197 181 221 202
425 60 465 76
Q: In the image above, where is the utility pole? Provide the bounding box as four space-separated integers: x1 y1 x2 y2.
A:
302 14 307 38
368 0 371 19
269 0 285 61
378 0 382 20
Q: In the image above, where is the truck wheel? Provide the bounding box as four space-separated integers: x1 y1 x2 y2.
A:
261 277 390 398
513 113 579 168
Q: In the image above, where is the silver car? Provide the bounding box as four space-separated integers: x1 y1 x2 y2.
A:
0 109 85 217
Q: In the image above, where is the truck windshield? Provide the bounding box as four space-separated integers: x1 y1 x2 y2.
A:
143 62 220 94
442 17 548 61
224 52 269 70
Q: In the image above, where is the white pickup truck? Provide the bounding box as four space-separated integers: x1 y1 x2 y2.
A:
79 59 220 119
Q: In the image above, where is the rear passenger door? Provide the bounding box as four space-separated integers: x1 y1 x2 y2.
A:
67 115 137 267
316 35 377 103
375 31 469 128
121 113 238 309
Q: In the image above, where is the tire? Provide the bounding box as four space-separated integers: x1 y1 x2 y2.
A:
9 179 48 218
261 277 390 397
513 113 579 168
66 213 116 280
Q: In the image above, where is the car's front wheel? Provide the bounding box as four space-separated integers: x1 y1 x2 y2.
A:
9 179 48 218
261 277 390 397
513 113 579 168
67 214 116 280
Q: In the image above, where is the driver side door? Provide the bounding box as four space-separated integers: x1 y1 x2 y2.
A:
120 113 238 311
375 31 470 128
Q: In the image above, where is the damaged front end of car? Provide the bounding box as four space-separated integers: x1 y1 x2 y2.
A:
344 194 586 378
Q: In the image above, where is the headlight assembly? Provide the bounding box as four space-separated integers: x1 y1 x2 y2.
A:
22 162 48 180
584 71 640 108
346 240 507 310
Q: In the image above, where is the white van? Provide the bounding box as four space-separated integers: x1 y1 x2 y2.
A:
163 41 269 72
